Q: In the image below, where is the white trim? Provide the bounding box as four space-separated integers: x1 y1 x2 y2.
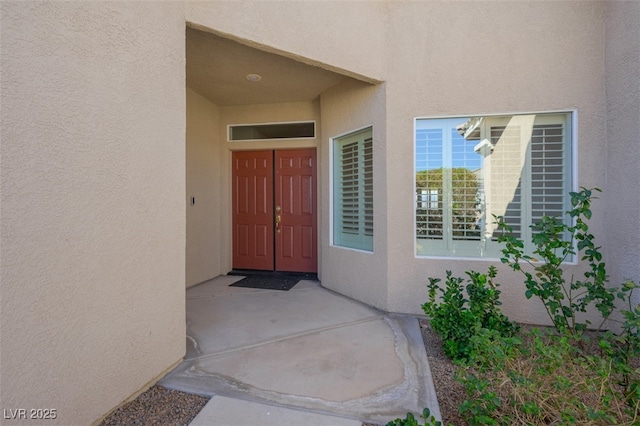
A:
571 109 579 194
413 118 419 258
227 120 316 142
330 245 376 255
414 253 577 265
569 109 579 265
415 254 510 262
413 110 576 261
329 133 335 247
330 124 375 252
414 109 576 121
331 124 374 141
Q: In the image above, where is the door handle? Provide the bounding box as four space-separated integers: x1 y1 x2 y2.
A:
275 214 281 233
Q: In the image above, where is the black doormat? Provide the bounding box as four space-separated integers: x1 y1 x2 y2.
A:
229 275 300 291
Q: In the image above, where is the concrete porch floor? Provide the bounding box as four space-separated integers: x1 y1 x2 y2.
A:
159 275 440 425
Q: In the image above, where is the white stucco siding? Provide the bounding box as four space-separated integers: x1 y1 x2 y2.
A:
186 1 626 325
186 88 223 286
185 0 387 83
0 3 186 424
382 1 609 323
604 0 640 307
320 79 388 310
2 6 636 425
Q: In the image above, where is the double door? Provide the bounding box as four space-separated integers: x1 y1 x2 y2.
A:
232 149 317 273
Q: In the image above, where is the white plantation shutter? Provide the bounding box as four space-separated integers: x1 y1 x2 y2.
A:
450 129 482 241
488 119 569 247
334 128 373 251
415 128 444 239
489 125 524 240
530 124 566 224
363 137 374 237
340 141 360 235
416 113 572 258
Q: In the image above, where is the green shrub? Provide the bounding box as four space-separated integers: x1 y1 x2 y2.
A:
457 328 639 425
421 188 639 424
496 187 617 337
385 407 442 426
422 266 519 363
452 187 640 424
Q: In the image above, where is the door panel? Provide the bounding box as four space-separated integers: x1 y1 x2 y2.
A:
232 149 316 273
275 149 317 273
232 151 274 270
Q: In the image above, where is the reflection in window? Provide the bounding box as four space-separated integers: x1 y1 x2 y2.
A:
415 112 572 258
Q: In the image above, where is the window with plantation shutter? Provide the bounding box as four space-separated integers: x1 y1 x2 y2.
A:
530 124 566 224
415 112 572 258
341 141 360 236
334 128 373 251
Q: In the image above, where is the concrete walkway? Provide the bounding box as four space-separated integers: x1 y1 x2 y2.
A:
159 275 440 425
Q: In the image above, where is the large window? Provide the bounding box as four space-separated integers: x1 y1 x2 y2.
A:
333 128 373 251
415 112 572 258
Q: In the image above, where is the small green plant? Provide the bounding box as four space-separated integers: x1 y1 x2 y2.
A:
457 328 639 425
496 187 617 337
457 371 503 426
422 266 519 363
601 279 640 403
385 407 442 426
421 188 639 424
496 186 640 407
450 187 640 424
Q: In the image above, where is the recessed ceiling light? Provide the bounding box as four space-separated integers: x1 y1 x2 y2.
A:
245 73 262 82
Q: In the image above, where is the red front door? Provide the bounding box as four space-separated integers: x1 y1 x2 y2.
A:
232 149 317 273
232 151 274 271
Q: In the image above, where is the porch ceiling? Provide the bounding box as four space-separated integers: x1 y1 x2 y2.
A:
186 26 352 107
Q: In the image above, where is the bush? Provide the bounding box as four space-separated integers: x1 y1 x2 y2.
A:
385 408 442 426
454 188 640 425
422 188 639 424
496 187 617 336
421 266 519 363
458 328 639 425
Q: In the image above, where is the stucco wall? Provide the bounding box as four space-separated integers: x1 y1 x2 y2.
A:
604 0 640 305
382 1 608 324
186 88 223 286
3 1 632 424
186 1 624 327
320 79 388 309
0 3 186 424
185 0 387 83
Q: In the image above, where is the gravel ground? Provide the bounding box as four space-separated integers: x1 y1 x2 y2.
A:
99 319 464 426
99 386 209 426
419 319 466 426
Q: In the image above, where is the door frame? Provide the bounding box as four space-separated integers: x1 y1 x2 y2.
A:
231 148 318 273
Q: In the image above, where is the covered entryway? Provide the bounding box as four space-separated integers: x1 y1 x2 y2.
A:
185 25 380 288
232 149 317 273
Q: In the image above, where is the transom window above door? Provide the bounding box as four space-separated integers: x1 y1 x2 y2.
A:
228 121 315 141
415 112 573 258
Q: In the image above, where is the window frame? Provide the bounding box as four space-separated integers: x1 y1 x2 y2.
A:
413 110 577 261
227 120 316 142
331 126 374 252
